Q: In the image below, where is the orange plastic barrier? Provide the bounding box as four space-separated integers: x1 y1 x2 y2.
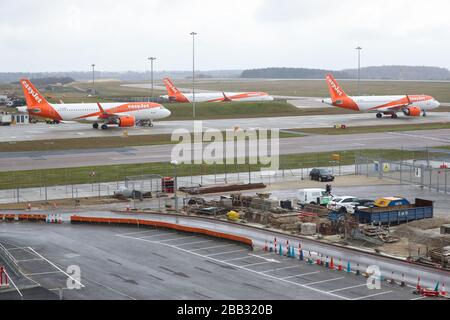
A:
1 214 48 222
71 215 253 247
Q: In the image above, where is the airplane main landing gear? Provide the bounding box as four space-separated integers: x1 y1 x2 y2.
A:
93 123 99 129
391 113 398 119
376 113 383 119
423 111 427 117
101 124 108 130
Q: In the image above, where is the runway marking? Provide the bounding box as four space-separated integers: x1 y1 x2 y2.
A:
205 249 248 257
261 265 301 273
176 239 215 246
281 271 321 280
328 283 367 293
27 247 85 288
353 291 393 300
157 236 196 243
190 244 236 252
118 235 350 300
305 277 345 286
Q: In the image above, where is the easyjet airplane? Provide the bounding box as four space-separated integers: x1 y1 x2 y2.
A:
18 79 171 129
322 74 440 118
160 78 274 103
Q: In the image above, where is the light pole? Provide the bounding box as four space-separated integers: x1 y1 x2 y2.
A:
91 64 96 95
190 32 197 120
148 57 156 100
355 46 362 96
171 160 179 212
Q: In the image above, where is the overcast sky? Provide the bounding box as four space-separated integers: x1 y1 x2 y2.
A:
1 0 450 72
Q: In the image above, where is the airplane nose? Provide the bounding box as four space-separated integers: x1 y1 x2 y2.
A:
164 108 171 117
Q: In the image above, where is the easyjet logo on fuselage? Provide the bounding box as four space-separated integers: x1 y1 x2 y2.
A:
22 81 43 104
327 77 343 96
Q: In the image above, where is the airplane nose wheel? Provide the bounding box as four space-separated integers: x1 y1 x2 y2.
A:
376 113 382 119
101 124 108 130
93 123 99 129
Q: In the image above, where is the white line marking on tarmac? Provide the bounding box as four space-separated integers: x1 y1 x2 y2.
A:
244 261 278 267
139 232 174 239
261 265 301 273
281 271 321 280
24 271 61 276
16 258 44 262
206 249 248 257
328 283 367 293
305 277 345 286
27 247 85 288
157 236 196 243
190 244 235 252
176 239 215 247
116 230 158 237
353 291 393 300
119 236 350 300
410 296 427 301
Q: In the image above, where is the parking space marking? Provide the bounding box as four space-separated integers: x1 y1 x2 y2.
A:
223 255 256 262
244 261 279 267
261 265 300 273
305 277 345 286
206 249 248 257
118 235 351 300
116 230 158 237
16 258 44 263
190 244 235 252
353 291 393 300
140 232 175 239
24 271 62 276
281 271 321 280
27 247 85 288
176 240 215 247
157 236 196 243
328 283 367 293
410 296 427 300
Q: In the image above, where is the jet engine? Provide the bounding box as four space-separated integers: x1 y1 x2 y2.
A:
403 106 421 117
118 116 136 127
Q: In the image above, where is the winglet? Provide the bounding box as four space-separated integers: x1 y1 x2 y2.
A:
222 92 232 102
97 102 106 114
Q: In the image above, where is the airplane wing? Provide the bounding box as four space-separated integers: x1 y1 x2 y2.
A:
96 103 131 120
369 95 411 112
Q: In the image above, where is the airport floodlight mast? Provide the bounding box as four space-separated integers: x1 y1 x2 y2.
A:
191 32 197 120
148 57 157 101
356 46 362 96
91 64 96 95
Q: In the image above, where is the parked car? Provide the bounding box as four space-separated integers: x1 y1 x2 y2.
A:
309 168 335 182
297 188 333 207
327 196 360 213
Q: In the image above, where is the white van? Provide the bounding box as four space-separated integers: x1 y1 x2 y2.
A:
297 188 327 207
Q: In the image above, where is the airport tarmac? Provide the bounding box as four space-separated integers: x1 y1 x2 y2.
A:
1 112 450 142
0 222 429 300
2 129 450 171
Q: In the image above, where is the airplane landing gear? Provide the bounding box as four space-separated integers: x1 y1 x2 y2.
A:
101 124 108 130
423 111 427 117
391 113 398 119
376 113 383 119
93 123 99 129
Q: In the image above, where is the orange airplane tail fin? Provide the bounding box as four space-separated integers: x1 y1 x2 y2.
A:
325 74 349 103
163 78 180 97
20 79 49 109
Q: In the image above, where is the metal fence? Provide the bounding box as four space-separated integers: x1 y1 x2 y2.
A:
356 154 450 194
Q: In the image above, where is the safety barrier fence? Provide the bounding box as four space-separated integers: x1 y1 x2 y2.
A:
70 215 253 247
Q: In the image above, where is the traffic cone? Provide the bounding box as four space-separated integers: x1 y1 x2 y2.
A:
264 241 268 252
269 241 273 253
59 214 62 224
441 283 447 297
356 263 360 276
416 277 421 291
346 261 351 273
274 238 277 253
299 249 304 261
434 282 440 293
27 203 31 210
279 244 282 256
316 254 321 265
286 240 290 257
325 256 329 268
329 257 334 270
337 259 342 271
